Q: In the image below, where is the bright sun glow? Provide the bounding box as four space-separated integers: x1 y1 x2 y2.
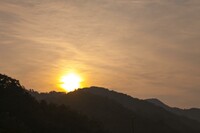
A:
60 73 82 92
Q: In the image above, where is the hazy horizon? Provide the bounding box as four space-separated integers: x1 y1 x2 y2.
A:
1 0 200 108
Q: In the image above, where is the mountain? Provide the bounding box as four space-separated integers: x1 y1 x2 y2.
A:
146 98 171 110
0 74 107 133
146 98 200 122
30 86 200 133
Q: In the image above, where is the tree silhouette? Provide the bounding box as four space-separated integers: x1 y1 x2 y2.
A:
0 74 108 133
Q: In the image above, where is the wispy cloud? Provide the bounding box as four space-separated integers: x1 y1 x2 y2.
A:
0 0 200 108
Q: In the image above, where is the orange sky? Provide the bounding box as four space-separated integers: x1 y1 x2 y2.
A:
0 0 200 108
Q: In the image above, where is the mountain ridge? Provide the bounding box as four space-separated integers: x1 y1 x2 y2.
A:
146 98 200 122
30 86 200 133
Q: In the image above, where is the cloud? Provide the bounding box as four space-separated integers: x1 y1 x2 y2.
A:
0 0 200 108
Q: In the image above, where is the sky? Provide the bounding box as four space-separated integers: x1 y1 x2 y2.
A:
0 0 200 108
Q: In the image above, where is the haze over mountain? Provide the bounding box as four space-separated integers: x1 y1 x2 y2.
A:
30 86 200 133
146 98 200 122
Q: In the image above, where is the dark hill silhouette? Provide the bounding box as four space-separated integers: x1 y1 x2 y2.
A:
146 98 200 122
0 74 107 133
30 86 200 133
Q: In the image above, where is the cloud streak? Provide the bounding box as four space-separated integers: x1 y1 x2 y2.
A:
0 0 200 108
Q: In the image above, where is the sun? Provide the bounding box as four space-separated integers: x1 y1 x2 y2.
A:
60 73 82 92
